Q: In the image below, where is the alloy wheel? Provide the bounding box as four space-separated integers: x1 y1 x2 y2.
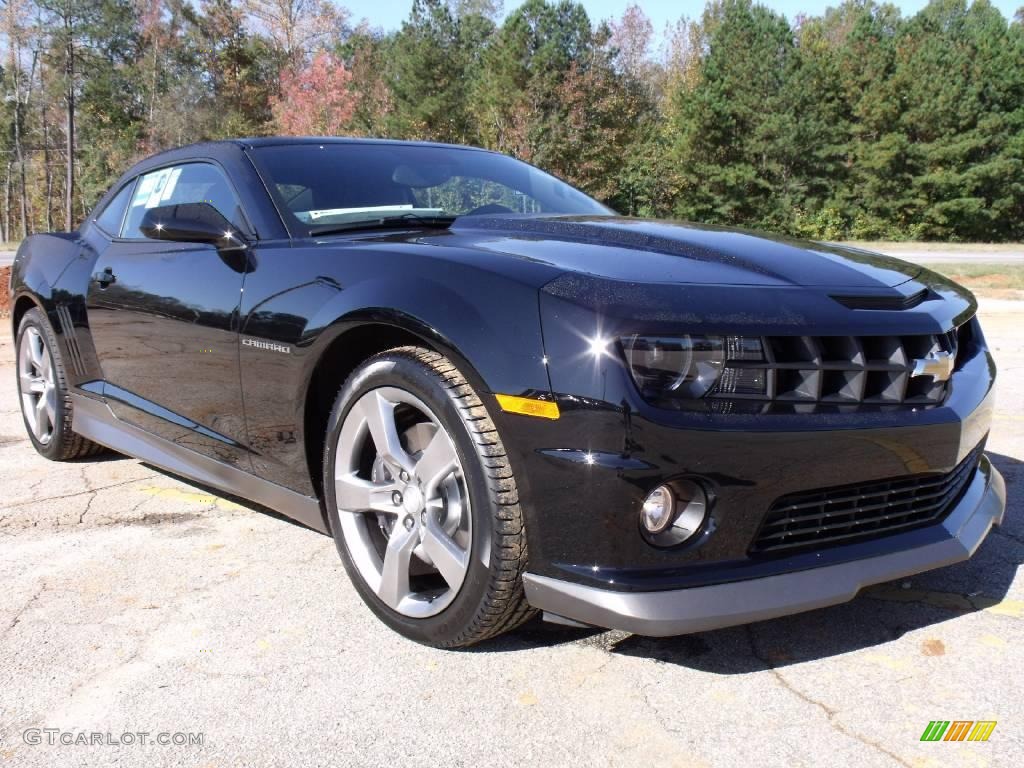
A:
333 387 472 618
18 326 58 445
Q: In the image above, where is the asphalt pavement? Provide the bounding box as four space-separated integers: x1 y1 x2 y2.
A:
0 302 1021 768
861 246 1024 265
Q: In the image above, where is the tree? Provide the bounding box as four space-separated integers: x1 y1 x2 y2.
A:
272 50 355 134
244 0 344 69
387 0 471 142
608 4 653 84
181 0 277 139
665 0 796 227
2 0 34 237
470 0 592 153
36 0 106 229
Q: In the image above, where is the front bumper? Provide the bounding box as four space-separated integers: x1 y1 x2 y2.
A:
523 455 1005 636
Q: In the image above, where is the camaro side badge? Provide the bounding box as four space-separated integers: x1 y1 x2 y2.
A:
242 337 292 354
911 350 955 382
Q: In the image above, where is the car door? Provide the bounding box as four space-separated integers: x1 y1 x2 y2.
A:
85 161 253 469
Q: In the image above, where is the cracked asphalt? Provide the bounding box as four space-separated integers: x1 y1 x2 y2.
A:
1 302 1022 768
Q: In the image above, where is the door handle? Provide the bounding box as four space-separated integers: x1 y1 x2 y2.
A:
92 266 116 288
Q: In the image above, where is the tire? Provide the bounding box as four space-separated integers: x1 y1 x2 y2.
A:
323 346 535 647
16 307 105 461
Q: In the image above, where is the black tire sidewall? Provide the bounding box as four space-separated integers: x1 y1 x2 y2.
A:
323 352 498 645
16 309 68 461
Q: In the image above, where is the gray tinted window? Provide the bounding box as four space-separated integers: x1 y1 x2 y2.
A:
94 182 134 236
122 163 243 239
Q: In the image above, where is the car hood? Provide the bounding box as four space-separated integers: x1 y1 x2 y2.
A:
439 215 921 289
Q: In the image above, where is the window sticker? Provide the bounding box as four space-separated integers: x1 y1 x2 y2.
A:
132 173 158 207
144 168 175 208
160 167 182 203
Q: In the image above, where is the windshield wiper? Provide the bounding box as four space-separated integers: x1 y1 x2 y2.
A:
309 212 458 236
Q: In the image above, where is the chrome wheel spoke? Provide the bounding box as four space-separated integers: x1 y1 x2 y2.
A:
335 472 400 515
39 351 52 384
415 428 459 497
43 389 57 426
377 524 418 609
28 330 45 370
20 373 44 394
421 514 469 589
360 391 415 475
34 396 51 439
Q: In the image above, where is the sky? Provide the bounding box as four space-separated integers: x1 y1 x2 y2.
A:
344 0 1022 35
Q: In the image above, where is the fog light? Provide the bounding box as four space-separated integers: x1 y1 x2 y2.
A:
672 480 708 539
641 485 675 533
641 479 709 546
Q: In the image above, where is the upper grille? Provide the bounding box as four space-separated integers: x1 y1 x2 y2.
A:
709 330 959 408
750 445 983 555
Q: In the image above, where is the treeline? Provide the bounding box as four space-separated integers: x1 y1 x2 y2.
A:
1 0 1022 241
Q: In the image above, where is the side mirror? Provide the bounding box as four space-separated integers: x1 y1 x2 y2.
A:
139 203 247 249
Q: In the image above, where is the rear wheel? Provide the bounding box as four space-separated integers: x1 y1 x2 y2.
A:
323 346 534 647
16 307 104 461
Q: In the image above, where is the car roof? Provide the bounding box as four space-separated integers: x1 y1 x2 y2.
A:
232 136 494 152
117 136 498 182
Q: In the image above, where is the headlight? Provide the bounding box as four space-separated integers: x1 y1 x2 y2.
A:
621 334 765 399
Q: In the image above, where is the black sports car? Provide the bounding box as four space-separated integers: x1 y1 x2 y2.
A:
9 138 1006 647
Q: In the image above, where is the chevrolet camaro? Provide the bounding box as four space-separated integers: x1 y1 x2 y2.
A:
9 138 1006 647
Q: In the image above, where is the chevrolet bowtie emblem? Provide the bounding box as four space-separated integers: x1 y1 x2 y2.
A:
911 350 955 382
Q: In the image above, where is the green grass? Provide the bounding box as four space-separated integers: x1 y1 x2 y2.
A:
848 242 1023 253
921 263 1024 295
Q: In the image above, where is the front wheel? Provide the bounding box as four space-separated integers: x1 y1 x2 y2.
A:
323 347 534 647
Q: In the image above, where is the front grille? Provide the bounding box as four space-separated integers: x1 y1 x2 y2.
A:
710 330 959 407
750 446 983 555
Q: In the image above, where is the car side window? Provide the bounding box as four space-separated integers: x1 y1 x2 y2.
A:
94 181 136 236
121 162 244 239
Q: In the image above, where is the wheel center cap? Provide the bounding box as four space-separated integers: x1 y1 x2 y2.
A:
401 485 424 515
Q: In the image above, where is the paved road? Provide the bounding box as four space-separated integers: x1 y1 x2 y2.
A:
0 251 14 267
869 248 1024 265
0 304 1022 768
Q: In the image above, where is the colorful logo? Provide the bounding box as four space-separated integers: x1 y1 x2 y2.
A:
920 721 997 742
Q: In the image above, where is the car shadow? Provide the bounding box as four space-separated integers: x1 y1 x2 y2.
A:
141 463 325 533
485 450 1021 672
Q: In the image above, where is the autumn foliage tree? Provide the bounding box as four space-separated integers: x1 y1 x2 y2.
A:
272 51 356 135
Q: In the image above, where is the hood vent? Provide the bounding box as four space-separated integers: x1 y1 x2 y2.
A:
831 288 929 311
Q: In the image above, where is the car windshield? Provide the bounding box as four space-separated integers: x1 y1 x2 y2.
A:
248 142 612 234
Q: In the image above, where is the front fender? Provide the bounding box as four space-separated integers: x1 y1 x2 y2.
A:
302 275 550 398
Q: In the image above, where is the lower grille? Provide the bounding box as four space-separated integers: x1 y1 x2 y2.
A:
751 446 983 555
